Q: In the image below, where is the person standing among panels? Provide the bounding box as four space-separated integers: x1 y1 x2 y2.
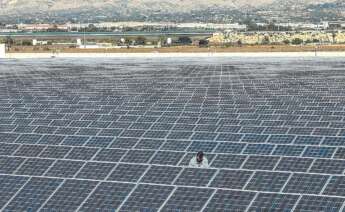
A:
189 151 209 168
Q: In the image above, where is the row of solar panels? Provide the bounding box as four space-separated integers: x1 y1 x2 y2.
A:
1 135 345 159
1 173 344 211
1 151 345 178
3 123 345 137
2 123 345 141
2 143 345 171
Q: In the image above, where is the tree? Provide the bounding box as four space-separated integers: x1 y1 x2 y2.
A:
332 32 337 44
283 39 290 45
177 36 192 45
22 40 32 46
291 38 303 45
135 36 146 45
198 39 209 47
237 39 243 47
262 36 270 45
5 36 14 51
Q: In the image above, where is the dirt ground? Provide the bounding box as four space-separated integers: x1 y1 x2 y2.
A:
8 44 345 53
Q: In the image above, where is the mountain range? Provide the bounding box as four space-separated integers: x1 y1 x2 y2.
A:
0 0 344 23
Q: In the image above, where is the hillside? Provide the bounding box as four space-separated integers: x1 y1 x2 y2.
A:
0 0 343 23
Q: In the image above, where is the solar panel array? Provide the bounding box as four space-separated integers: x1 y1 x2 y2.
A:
0 57 345 211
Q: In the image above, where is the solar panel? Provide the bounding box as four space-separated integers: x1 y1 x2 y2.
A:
45 160 85 178
272 144 305 156
187 141 217 152
248 193 299 212
243 156 280 171
211 154 247 169
0 175 28 208
210 170 253 189
135 138 164 150
0 156 26 174
140 165 182 184
107 164 148 182
245 171 290 192
275 157 313 172
85 136 114 148
13 144 46 157
2 58 345 210
15 134 42 144
79 182 135 211
243 144 275 155
309 159 345 174
40 179 98 211
303 146 336 158
294 196 345 212
121 150 155 163
160 140 191 151
15 158 54 176
37 134 65 145
93 148 127 162
150 151 185 165
205 190 256 211
283 173 329 194
161 187 214 212
4 177 62 211
214 142 246 154
120 184 174 211
0 133 19 143
61 136 89 146
38 146 71 159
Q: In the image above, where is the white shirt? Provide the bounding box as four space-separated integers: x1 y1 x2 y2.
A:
189 157 209 168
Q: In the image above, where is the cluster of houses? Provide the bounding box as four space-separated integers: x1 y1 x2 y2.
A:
208 31 345 45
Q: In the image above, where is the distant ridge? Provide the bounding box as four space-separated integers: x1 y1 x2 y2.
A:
0 0 343 23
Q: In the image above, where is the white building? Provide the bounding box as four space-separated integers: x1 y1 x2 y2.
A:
0 44 5 58
32 39 48 46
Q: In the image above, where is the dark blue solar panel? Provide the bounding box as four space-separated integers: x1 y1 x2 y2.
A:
79 182 134 212
245 171 290 192
0 156 25 174
0 175 29 208
76 162 116 180
211 154 247 169
243 155 280 171
150 151 185 166
38 146 71 159
275 157 313 172
205 190 256 212
272 145 305 156
107 164 148 182
15 158 54 176
45 160 84 178
120 184 174 211
267 135 295 144
4 177 62 211
61 136 90 146
140 166 182 184
210 170 253 189
310 159 345 174
187 141 217 153
248 193 299 212
85 136 114 148
303 146 336 158
214 142 246 154
294 196 344 212
161 187 214 212
283 173 329 194
243 144 275 155
41 179 98 211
